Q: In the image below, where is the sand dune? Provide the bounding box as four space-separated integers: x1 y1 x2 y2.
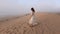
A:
0 13 60 34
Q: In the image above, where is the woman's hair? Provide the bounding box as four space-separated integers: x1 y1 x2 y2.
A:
31 8 35 12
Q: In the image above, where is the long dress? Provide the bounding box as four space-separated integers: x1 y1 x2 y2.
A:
29 15 38 26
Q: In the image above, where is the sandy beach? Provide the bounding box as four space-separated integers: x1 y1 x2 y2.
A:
0 13 60 34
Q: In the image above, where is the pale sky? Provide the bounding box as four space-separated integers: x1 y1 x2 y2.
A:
0 0 60 17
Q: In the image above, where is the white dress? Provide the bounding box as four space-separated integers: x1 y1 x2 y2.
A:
29 15 38 26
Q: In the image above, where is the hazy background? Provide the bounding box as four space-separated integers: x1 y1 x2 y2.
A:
0 0 60 18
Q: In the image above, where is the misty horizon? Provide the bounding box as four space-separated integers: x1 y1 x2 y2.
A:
0 0 60 17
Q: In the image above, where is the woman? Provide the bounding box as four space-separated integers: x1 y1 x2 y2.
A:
29 7 38 27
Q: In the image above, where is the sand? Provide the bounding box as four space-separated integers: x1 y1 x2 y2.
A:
0 13 60 34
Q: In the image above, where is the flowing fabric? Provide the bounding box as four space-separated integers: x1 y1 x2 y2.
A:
29 15 38 26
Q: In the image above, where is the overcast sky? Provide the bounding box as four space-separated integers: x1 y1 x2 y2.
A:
0 0 60 17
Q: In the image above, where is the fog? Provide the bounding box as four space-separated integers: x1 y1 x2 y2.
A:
0 0 60 18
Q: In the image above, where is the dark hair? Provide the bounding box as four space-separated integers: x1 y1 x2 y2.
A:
31 8 35 12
